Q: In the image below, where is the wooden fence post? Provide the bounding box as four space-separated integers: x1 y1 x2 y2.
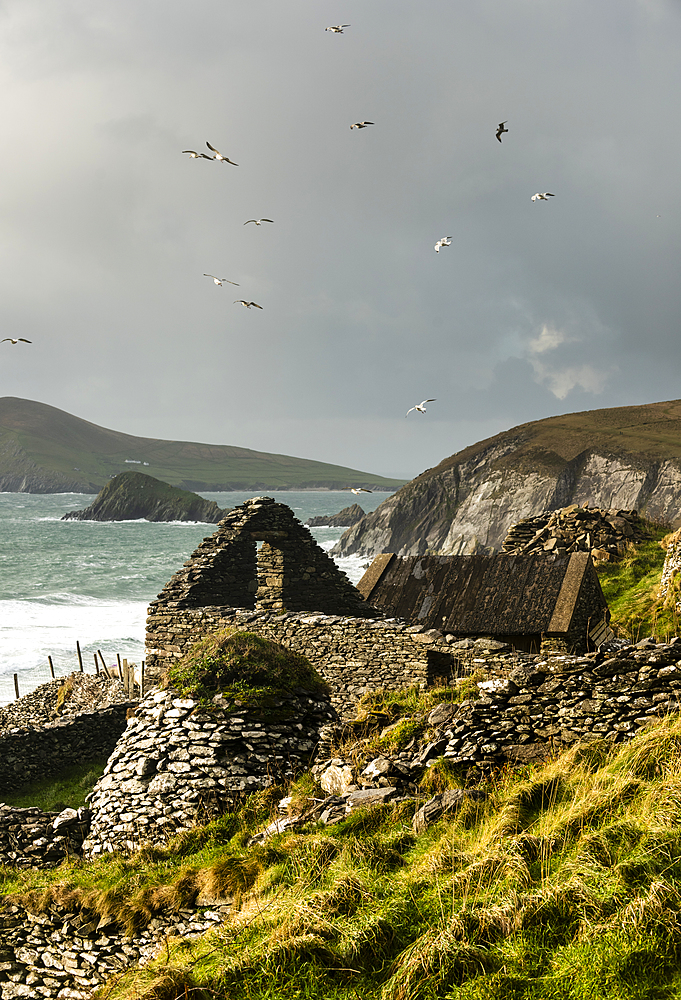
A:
94 653 99 675
76 641 84 673
140 661 145 697
13 674 19 700
116 653 122 680
122 658 129 697
97 650 107 673
48 656 55 679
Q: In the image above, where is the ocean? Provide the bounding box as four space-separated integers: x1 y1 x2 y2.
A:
0 490 387 706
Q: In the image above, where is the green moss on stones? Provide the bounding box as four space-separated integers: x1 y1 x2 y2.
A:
164 629 328 709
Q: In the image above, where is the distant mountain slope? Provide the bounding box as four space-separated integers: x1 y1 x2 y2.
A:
0 398 405 493
332 398 681 559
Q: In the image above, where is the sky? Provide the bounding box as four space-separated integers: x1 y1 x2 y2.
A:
0 0 680 481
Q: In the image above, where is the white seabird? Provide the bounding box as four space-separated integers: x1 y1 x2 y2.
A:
204 274 239 287
350 122 375 129
182 150 213 159
206 142 239 166
244 219 274 226
496 121 508 142
406 399 436 417
326 24 350 33
343 487 373 494
434 237 452 252
234 300 263 309
1 338 31 344
531 192 555 201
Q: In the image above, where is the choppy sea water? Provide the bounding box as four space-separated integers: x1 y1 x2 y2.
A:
0 491 388 706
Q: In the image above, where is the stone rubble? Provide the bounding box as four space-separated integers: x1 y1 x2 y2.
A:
0 897 229 999
0 674 128 733
502 505 652 561
0 806 90 869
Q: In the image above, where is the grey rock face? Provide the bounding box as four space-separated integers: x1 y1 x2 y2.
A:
332 438 681 560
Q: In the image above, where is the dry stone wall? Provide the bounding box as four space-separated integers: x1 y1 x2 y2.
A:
434 638 681 771
0 704 134 793
0 897 227 1000
146 606 454 713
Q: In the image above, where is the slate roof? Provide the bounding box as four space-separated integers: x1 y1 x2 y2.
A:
357 551 607 636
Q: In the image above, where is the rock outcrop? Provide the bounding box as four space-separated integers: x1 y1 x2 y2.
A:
306 504 365 527
61 471 227 523
332 399 681 560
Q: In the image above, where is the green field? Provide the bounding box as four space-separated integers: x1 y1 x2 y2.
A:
0 397 406 493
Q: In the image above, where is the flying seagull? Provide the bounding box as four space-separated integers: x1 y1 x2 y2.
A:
350 121 375 129
531 192 555 201
406 398 436 417
244 219 274 226
496 121 508 142
343 487 373 494
434 237 452 252
2 338 31 344
206 142 238 166
326 24 350 33
182 150 212 159
204 274 239 287
234 300 263 309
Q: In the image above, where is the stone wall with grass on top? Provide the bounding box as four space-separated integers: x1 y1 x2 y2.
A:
146 606 458 713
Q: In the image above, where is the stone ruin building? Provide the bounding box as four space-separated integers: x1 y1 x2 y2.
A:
357 551 611 653
146 496 379 678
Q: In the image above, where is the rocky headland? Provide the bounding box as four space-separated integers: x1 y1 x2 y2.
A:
306 503 365 527
61 471 228 523
332 398 681 560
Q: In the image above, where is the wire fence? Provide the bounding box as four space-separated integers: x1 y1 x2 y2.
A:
0 641 144 707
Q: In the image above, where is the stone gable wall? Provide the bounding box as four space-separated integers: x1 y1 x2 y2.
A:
153 496 376 619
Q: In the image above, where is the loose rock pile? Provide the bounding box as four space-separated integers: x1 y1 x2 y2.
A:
83 683 336 855
0 898 228 999
0 806 90 869
502 505 652 561
0 675 127 733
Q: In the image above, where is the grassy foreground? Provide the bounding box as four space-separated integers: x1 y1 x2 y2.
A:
7 706 681 998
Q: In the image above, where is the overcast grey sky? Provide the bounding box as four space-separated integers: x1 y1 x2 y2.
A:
0 0 680 480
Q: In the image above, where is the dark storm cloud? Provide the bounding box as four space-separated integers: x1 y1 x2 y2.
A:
0 0 680 479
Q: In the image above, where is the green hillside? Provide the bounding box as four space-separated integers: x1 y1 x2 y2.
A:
0 397 405 493
421 397 681 484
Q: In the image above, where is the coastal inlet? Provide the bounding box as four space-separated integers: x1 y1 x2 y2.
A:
0 490 390 705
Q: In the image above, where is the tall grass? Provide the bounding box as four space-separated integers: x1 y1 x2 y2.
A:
0 711 679 1000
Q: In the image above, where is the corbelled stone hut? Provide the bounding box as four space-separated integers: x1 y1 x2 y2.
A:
357 551 610 652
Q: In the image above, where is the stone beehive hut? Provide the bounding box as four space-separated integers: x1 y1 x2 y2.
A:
146 496 378 680
83 678 336 855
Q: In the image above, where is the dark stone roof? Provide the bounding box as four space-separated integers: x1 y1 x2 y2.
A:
357 552 607 635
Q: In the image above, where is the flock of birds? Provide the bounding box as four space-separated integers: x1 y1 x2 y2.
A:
2 21 559 441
